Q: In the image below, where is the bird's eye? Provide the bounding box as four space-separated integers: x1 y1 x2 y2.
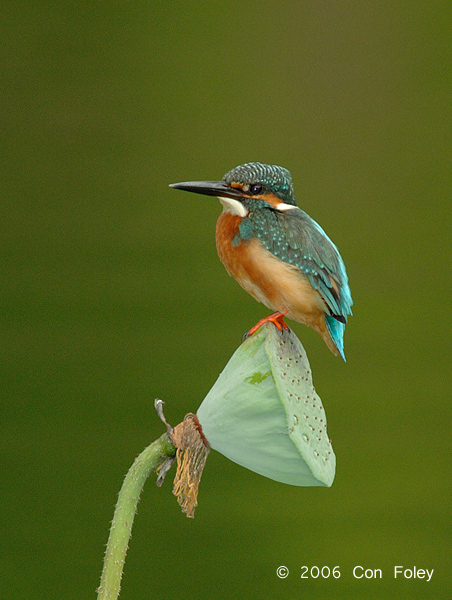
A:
249 184 263 195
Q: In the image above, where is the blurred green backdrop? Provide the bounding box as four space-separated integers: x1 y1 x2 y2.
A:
2 2 451 599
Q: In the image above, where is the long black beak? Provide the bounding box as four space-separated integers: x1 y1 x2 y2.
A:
169 180 244 200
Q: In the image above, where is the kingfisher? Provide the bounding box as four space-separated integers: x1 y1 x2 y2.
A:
170 162 353 360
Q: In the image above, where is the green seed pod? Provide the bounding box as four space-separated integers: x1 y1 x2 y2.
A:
197 324 335 487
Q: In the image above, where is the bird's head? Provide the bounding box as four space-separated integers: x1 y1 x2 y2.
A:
170 162 298 217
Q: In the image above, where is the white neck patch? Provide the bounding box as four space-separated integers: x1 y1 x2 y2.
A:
218 197 249 218
275 202 296 211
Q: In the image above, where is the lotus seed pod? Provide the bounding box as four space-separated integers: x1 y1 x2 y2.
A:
196 323 335 487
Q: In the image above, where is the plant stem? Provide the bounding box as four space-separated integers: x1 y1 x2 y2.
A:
97 432 176 600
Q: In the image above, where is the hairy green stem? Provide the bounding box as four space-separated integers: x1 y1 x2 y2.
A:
97 432 176 600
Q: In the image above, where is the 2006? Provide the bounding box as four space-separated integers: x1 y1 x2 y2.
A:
301 566 341 579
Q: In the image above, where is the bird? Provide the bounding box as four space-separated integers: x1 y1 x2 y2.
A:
170 162 352 360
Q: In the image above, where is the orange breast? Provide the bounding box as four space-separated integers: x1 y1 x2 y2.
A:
216 213 278 306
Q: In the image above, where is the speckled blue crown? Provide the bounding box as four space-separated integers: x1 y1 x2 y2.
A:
222 162 297 206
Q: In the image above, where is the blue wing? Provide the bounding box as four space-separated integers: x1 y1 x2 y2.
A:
276 208 352 319
243 206 353 358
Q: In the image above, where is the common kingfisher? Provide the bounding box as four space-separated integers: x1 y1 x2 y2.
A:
170 162 353 360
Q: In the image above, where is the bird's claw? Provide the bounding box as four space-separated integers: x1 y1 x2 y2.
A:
243 310 290 340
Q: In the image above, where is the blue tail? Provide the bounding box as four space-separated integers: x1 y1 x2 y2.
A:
325 315 346 361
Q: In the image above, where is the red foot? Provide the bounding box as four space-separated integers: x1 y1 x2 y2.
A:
246 310 290 337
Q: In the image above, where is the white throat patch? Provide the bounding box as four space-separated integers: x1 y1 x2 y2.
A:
218 197 249 218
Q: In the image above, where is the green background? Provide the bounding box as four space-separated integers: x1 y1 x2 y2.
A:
2 2 451 598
